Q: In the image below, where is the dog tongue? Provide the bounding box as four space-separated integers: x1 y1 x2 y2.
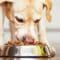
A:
25 37 34 44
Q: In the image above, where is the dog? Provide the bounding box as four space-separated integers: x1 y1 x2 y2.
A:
0 0 55 58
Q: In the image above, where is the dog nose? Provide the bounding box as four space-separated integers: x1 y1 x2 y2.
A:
23 35 34 44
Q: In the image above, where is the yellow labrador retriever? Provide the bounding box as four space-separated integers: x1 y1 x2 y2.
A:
0 0 55 58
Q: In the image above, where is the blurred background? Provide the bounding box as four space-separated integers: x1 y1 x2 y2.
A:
0 0 60 57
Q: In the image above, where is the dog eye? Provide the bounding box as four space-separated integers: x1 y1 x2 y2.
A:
34 19 40 23
15 16 25 23
43 4 46 9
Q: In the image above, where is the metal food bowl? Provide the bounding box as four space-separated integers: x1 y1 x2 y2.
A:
0 45 50 57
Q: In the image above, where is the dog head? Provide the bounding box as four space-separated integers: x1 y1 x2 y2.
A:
0 0 52 44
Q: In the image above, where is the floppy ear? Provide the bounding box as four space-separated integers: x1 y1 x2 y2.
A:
45 0 52 22
1 1 14 23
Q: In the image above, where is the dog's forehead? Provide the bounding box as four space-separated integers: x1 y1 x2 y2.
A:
13 0 45 9
13 0 45 20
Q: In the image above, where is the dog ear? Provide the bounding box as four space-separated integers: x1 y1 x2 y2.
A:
45 0 52 22
1 1 14 22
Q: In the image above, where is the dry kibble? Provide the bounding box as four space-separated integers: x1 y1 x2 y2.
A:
6 39 46 46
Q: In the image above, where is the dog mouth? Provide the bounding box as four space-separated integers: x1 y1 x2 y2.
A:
16 36 35 45
23 36 35 45
6 35 45 46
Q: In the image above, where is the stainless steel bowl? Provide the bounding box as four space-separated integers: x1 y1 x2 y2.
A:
0 45 50 60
